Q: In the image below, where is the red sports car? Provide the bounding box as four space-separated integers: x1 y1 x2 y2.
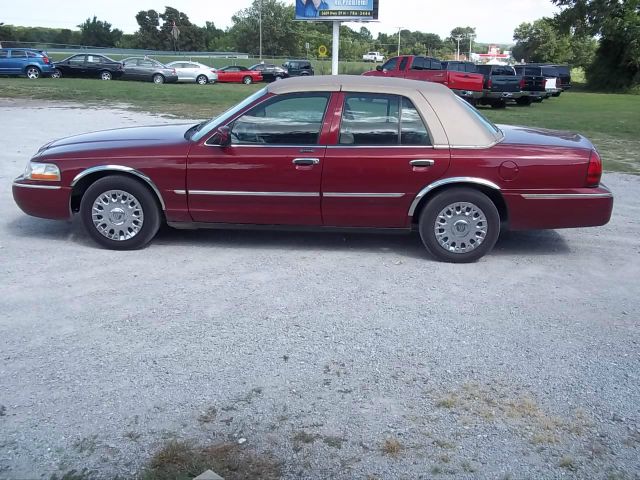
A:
12 76 613 262
214 65 263 84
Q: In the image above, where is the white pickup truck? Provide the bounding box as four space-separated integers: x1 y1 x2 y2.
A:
362 51 385 62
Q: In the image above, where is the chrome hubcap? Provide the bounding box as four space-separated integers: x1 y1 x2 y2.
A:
27 68 39 79
92 190 144 241
101 72 111 80
434 201 487 254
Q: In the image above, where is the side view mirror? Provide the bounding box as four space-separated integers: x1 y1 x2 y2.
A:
216 125 231 147
376 65 383 72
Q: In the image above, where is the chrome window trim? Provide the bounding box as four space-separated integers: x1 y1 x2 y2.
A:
13 182 61 190
326 145 436 150
189 190 320 197
408 177 501 216
70 165 166 210
323 192 405 198
521 193 613 200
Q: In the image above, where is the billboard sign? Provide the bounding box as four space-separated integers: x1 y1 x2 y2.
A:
295 0 379 21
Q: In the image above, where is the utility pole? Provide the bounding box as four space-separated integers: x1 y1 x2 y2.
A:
332 21 340 75
454 35 463 60
468 33 476 60
259 0 263 60
397 27 402 56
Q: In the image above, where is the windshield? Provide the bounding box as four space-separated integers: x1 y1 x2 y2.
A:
190 87 268 142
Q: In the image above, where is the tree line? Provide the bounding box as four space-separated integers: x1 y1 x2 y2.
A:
1 0 637 89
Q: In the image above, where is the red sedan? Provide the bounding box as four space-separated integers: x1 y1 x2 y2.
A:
12 76 612 262
214 65 263 84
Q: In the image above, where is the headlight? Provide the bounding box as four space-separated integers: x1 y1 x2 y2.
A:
24 162 61 181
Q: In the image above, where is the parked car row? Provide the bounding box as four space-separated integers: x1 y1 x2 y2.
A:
0 48 315 85
363 55 572 108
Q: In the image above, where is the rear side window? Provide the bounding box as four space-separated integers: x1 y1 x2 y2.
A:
429 60 442 70
27 51 39 58
10 51 27 58
411 57 426 70
231 93 330 145
339 93 431 146
464 63 477 73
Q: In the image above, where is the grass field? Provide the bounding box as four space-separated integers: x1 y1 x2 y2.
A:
0 77 638 174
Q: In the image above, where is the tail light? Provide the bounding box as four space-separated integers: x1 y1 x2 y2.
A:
172 68 177 74
487 78 492 89
43 57 50 64
586 150 602 187
519 77 525 90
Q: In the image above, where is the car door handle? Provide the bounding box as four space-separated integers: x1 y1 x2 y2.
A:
410 159 435 167
292 158 320 166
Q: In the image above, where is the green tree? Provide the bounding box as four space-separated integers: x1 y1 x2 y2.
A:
512 18 570 63
159 7 205 51
78 16 122 47
552 0 640 89
133 9 162 49
229 0 300 56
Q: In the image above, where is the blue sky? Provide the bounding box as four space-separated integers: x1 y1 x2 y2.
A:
1 0 560 44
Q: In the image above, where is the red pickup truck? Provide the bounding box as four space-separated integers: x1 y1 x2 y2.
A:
363 55 484 103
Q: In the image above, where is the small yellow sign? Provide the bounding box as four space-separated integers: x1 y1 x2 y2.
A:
318 45 328 57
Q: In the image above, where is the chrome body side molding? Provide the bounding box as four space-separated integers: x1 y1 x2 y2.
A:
13 182 62 190
70 165 166 210
189 190 320 197
323 192 405 198
407 177 501 216
521 193 613 200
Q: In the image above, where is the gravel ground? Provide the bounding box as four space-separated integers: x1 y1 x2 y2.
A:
0 99 639 480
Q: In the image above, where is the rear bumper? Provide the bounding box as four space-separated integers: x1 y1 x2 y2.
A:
504 184 613 231
520 91 545 99
452 89 483 100
12 177 71 220
483 90 525 100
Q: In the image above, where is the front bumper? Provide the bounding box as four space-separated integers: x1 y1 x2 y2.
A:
12 177 71 220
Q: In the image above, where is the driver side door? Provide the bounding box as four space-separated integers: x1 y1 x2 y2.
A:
186 92 333 225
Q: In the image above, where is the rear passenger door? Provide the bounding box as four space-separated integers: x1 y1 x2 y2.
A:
7 50 27 74
0 50 9 74
321 92 450 228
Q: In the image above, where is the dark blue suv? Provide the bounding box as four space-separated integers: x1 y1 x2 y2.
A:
0 48 55 79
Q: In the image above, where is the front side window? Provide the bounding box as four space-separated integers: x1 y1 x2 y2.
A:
231 93 330 145
381 57 398 71
69 55 85 65
0 51 8 59
10 50 27 58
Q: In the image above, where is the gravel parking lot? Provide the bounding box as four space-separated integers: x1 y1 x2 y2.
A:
1 98 639 479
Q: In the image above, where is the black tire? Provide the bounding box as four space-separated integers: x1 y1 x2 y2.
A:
196 74 208 85
418 187 500 263
100 70 113 80
25 66 41 79
80 175 161 250
516 96 532 106
153 73 165 84
242 75 253 85
491 99 507 109
552 91 561 97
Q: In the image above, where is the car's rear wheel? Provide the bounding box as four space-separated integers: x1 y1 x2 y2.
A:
153 74 165 84
418 187 500 263
80 176 161 250
100 70 113 80
491 99 506 109
51 68 62 79
196 74 208 85
516 96 532 106
242 75 253 85
26 66 41 79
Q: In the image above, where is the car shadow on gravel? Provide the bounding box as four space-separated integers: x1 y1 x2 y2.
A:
6 217 570 258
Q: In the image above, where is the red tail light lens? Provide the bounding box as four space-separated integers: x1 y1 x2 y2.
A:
43 57 50 64
519 77 525 89
487 78 492 89
586 150 602 187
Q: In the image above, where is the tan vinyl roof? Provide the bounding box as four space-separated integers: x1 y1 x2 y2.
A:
267 75 502 149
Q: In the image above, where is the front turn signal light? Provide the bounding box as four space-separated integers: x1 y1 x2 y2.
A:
25 162 61 181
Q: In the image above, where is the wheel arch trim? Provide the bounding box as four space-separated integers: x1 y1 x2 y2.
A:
70 165 166 210
408 177 501 216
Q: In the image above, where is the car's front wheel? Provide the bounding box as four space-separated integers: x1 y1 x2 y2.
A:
418 187 500 263
25 66 41 79
51 68 62 79
80 175 161 250
242 75 253 85
100 70 113 80
196 74 208 85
